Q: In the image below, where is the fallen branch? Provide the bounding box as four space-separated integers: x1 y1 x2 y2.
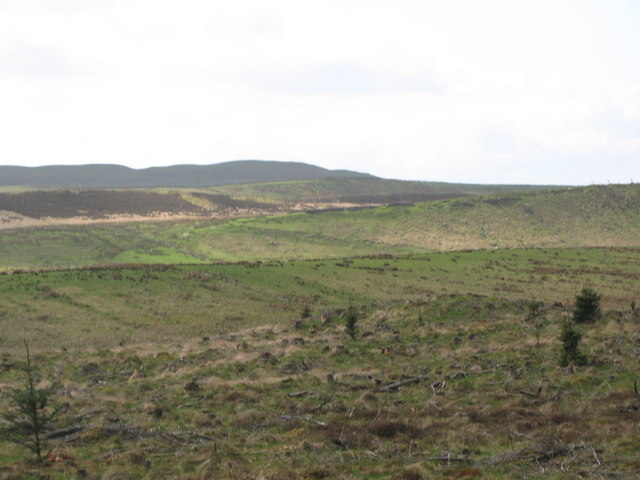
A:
378 375 429 392
288 391 310 398
301 416 328 427
531 392 560 405
276 414 328 428
417 454 471 463
430 380 446 393
71 408 103 423
422 456 470 462
311 395 333 411
518 389 540 398
339 383 372 391
483 440 577 466
44 424 91 440
518 383 543 398
47 423 216 445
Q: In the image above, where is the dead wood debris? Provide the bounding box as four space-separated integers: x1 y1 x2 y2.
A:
415 454 472 463
378 375 430 392
413 441 605 472
44 425 88 440
275 414 328 428
311 394 334 411
482 441 595 466
288 390 310 398
44 423 216 445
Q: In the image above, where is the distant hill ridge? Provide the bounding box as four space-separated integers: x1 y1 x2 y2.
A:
0 161 373 188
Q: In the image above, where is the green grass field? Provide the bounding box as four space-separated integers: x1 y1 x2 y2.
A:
1 247 638 353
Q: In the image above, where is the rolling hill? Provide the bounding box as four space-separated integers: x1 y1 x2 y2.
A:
0 163 559 230
0 183 637 269
0 161 372 189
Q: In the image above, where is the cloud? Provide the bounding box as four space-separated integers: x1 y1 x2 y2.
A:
595 103 640 141
0 42 78 78
479 129 519 156
253 63 375 95
245 62 443 95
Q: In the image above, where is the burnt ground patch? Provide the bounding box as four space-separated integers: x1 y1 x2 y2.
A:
0 190 207 219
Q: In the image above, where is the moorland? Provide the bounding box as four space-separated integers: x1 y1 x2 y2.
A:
0 162 639 479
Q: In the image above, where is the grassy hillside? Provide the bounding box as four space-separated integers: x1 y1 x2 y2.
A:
220 183 640 253
1 247 638 352
209 177 556 204
0 249 639 478
0 176 558 239
0 177 557 222
0 183 636 269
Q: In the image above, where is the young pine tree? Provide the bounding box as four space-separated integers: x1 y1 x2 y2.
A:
1 341 60 462
345 303 358 339
573 283 601 324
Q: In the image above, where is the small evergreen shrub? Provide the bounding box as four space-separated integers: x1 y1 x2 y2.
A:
345 304 358 339
573 283 601 324
1 341 60 462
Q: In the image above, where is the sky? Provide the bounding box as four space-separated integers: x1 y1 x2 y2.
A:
0 0 639 185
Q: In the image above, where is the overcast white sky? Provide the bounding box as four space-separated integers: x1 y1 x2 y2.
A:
1 0 639 184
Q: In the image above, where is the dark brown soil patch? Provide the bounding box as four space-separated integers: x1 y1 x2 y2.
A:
0 191 206 219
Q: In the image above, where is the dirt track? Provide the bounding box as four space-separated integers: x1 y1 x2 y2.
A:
0 210 209 230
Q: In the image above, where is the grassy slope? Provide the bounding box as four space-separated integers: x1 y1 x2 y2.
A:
1 247 638 352
1 183 637 269
201 183 640 252
155 183 640 262
209 177 556 203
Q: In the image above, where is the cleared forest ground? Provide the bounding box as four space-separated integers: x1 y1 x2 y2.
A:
1 277 639 479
